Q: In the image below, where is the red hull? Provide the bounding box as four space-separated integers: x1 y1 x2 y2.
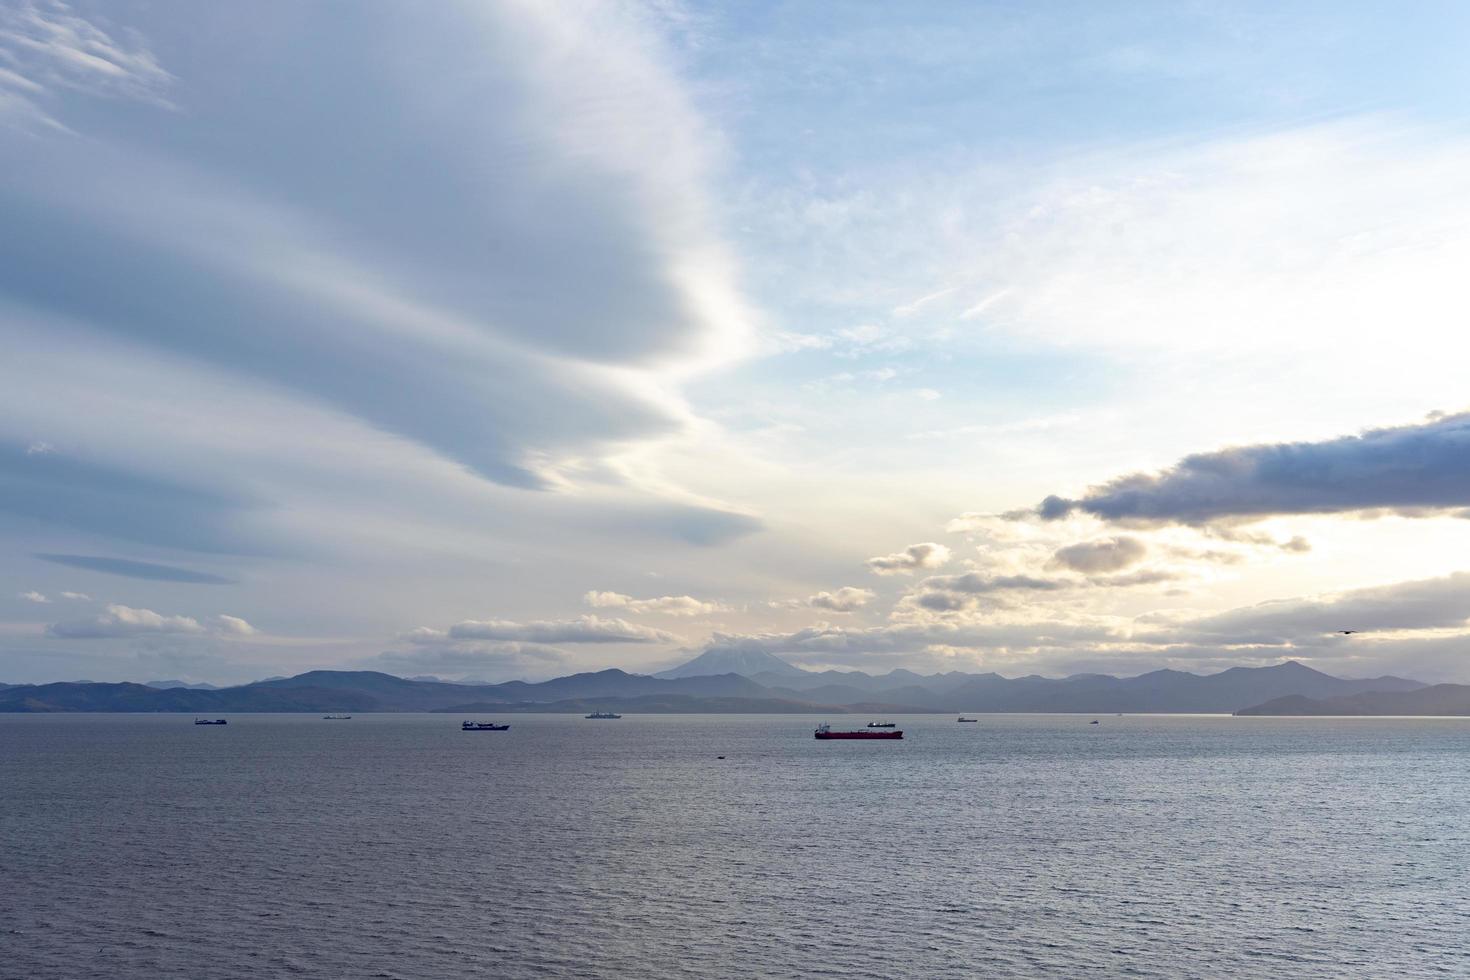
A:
815 730 903 739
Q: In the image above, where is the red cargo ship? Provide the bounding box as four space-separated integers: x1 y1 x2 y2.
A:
814 722 903 740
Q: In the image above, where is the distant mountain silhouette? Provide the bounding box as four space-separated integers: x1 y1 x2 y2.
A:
656 648 808 679
144 679 220 690
1236 683 1470 716
0 660 1430 713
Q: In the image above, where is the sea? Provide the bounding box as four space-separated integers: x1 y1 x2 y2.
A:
2 713 1468 979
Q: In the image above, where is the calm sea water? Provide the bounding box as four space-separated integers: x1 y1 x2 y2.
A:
3 713 1468 978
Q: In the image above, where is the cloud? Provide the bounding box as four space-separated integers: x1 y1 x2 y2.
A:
1037 412 1470 526
364 642 569 682
212 614 256 636
0 1 752 497
443 615 675 645
59 591 89 600
1167 572 1470 646
866 542 951 575
48 603 203 638
921 573 1070 595
17 590 49 603
912 571 1072 613
958 288 1012 320
696 619 1124 672
807 587 876 612
34 554 235 584
912 565 1179 613
0 0 173 129
1049 536 1147 573
5 445 261 556
583 591 726 617
46 604 256 639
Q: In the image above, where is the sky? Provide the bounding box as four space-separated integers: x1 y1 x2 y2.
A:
5 0 1470 685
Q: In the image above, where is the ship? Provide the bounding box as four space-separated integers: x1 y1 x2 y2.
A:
462 721 510 731
585 711 621 719
323 714 352 720
957 716 978 723
814 722 902 740
194 718 227 725
866 721 896 728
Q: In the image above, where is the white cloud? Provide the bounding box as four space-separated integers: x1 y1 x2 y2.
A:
583 591 726 617
892 286 957 318
958 287 1012 320
18 590 49 603
48 604 203 638
45 604 256 639
212 614 256 636
0 0 173 129
445 615 675 645
364 642 569 682
59 591 89 600
866 542 951 575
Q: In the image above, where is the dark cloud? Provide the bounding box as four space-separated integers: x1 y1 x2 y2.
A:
1037 412 1470 525
866 542 951 575
36 554 236 585
807 587 876 612
922 572 1070 594
1049 536 1147 573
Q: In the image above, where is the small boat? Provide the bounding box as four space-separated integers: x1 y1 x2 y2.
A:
585 711 622 719
194 718 227 725
323 714 352 720
957 716 978 723
1089 720 1100 725
814 722 902 740
866 721 896 728
461 721 510 731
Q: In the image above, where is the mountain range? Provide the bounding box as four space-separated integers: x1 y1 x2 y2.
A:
1235 684 1470 716
0 652 1434 714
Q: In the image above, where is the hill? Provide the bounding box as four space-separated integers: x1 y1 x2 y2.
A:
1235 684 1470 716
0 660 1433 713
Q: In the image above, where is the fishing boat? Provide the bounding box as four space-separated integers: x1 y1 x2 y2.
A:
194 718 227 725
957 716 978 723
585 711 621 719
814 722 902 740
461 721 510 731
866 721 896 728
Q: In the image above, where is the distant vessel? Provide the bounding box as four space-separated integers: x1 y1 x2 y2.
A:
957 716 978 723
866 721 896 728
194 718 227 725
585 711 621 719
815 722 902 740
1089 720 1100 725
462 721 510 731
323 714 352 720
